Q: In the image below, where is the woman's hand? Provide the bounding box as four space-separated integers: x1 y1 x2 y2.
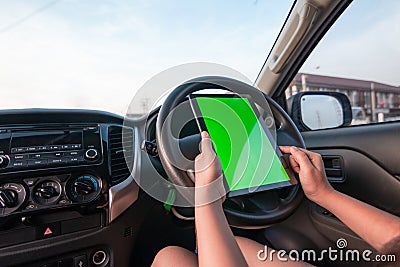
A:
279 146 334 203
194 132 226 205
194 131 223 187
194 132 248 267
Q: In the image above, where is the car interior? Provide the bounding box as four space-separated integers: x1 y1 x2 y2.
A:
0 0 399 266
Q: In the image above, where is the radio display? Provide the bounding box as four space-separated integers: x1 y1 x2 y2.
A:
11 130 82 147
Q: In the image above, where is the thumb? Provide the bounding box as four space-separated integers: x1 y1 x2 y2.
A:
199 131 214 156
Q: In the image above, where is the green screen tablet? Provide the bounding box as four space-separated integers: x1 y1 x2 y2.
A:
189 94 297 197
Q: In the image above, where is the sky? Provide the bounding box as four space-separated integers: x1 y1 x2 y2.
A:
0 0 399 115
301 0 400 86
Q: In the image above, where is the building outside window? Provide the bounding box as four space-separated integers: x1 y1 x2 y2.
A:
286 73 400 123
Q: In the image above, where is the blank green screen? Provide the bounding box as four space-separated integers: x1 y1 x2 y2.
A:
196 97 290 192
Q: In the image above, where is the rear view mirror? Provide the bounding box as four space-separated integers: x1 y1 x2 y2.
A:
287 91 352 131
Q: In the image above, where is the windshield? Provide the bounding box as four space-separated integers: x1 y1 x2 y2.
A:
1 0 292 115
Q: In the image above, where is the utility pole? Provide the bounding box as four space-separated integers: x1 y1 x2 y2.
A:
370 82 376 122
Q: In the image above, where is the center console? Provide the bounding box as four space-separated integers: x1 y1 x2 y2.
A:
0 125 104 218
0 123 131 266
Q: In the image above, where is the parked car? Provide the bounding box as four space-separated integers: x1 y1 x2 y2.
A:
351 107 370 125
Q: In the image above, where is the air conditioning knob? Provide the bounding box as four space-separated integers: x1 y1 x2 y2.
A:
74 179 95 195
67 175 102 203
36 186 58 199
33 181 61 205
0 188 18 208
85 149 98 160
0 183 26 215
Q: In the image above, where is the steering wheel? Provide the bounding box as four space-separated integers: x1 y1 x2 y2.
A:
156 76 305 227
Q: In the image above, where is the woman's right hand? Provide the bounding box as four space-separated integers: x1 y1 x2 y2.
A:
279 146 335 203
193 131 226 205
194 131 223 187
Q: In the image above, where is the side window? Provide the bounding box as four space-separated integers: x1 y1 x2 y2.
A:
286 1 400 128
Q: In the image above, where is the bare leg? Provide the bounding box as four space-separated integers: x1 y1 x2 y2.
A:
151 238 313 267
151 246 198 267
235 236 312 267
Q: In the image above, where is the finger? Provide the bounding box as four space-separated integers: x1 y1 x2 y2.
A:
196 131 217 171
279 146 292 154
200 131 213 154
290 146 313 171
297 148 323 169
289 155 300 173
187 168 195 182
201 131 210 139
297 148 317 158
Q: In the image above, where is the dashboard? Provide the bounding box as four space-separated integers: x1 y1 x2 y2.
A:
0 109 144 267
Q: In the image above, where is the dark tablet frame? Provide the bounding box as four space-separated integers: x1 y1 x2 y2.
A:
188 93 297 197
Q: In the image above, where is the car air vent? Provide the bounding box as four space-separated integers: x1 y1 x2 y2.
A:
108 126 134 185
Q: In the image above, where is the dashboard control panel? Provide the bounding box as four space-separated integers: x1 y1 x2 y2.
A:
0 124 108 218
0 112 138 266
0 174 103 217
0 125 102 172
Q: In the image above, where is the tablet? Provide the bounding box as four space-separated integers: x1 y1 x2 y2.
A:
188 93 297 197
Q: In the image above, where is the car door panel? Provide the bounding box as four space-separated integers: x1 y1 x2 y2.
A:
308 149 400 216
298 123 400 258
302 122 400 175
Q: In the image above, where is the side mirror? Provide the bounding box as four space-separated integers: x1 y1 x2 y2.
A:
287 91 352 131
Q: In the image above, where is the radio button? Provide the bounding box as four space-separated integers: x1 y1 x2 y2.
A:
49 158 63 165
71 144 81 149
36 146 48 151
13 154 27 160
11 147 27 154
54 152 63 157
62 144 73 150
49 145 61 150
65 151 81 157
28 159 48 166
40 152 63 158
65 156 84 164
27 147 38 152
84 149 98 161
29 153 42 159
11 161 27 168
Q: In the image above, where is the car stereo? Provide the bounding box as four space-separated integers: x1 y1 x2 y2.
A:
0 125 102 172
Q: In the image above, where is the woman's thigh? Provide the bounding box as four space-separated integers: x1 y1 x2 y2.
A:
152 238 312 267
235 236 312 267
152 246 198 267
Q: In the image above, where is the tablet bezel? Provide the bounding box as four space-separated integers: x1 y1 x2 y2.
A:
188 93 298 197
